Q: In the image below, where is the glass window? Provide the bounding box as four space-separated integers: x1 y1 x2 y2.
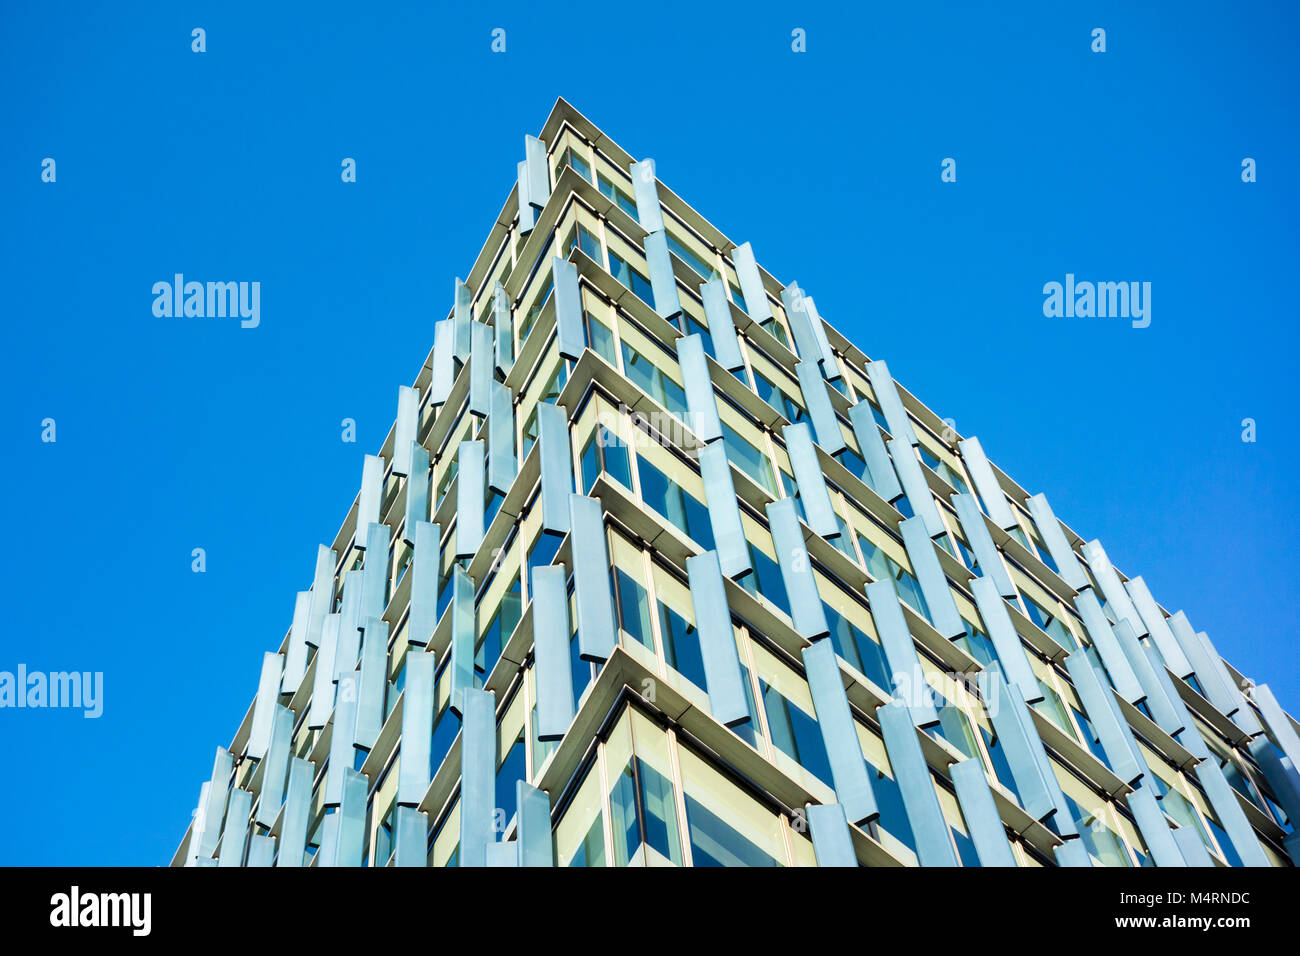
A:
495 729 526 828
684 794 779 867
918 445 970 496
517 272 554 344
634 456 715 552
823 602 891 691
660 600 705 690
955 620 999 671
930 685 980 759
1028 530 1060 575
526 532 562 598
570 628 593 703
608 248 654 305
556 759 605 866
568 223 602 263
752 369 806 424
1149 776 1213 848
738 541 790 617
615 568 655 650
834 445 867 480
682 312 715 359
761 681 833 785
569 816 606 867
664 232 713 280
608 757 683 866
621 340 688 420
429 695 460 781
585 311 617 364
721 421 776 495
869 758 918 856
530 698 558 771
564 148 591 183
1072 707 1111 768
728 284 747 315
1033 679 1074 737
580 424 633 494
1021 594 1078 650
979 723 1028 810
860 536 931 619
734 663 762 750
1067 796 1132 867
520 366 567 459
597 173 638 219
373 797 396 866
476 575 521 679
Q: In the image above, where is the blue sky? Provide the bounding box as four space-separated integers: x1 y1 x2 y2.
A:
1 2 1296 865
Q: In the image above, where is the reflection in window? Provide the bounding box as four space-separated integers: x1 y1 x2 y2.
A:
761 317 791 349
517 273 554 344
496 730 526 830
597 174 638 219
526 532 561 599
531 699 558 770
728 284 747 315
609 758 683 866
1033 679 1075 738
1067 795 1131 867
682 313 715 360
753 369 806 424
868 759 917 855
570 815 606 867
684 794 780 867
1020 595 1077 650
721 421 776 495
918 444 971 496
664 232 713 280
737 543 789 617
567 223 601 262
585 311 617 365
761 682 833 785
520 366 568 459
564 148 592 183
621 340 688 420
374 798 396 866
579 425 633 494
476 574 521 679
860 537 930 619
823 602 891 691
429 693 460 781
660 601 705 690
930 685 980 759
615 569 654 650
634 456 715 552
1072 707 1111 768
608 248 654 305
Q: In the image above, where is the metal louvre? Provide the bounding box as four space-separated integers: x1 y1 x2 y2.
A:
957 436 1016 531
685 550 751 728
802 638 877 825
767 497 829 640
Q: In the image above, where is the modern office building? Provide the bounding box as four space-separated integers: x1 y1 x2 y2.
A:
172 99 1300 869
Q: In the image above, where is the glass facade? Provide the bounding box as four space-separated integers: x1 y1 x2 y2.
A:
175 102 1296 871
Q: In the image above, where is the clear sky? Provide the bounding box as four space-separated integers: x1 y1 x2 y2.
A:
1 2 1296 865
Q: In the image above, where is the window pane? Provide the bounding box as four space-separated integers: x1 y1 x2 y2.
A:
609 757 682 866
660 602 706 690
684 794 780 867
615 569 654 650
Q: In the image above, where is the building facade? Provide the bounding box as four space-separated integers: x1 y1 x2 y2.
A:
172 99 1300 869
